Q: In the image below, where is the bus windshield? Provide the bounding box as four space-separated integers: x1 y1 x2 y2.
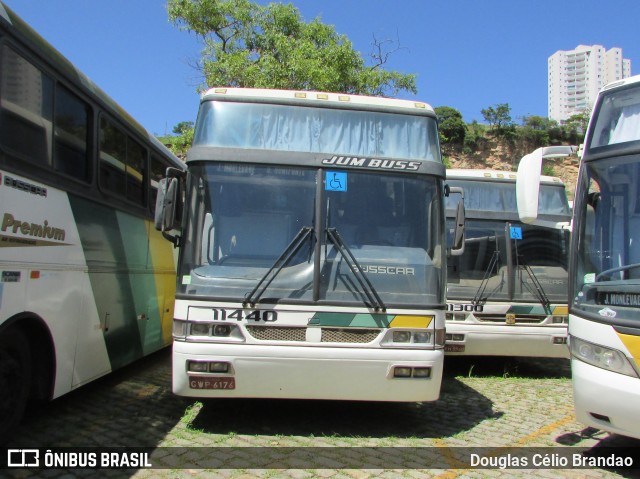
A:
447 219 569 304
446 177 570 305
193 101 440 161
587 83 640 150
572 156 640 323
179 162 444 307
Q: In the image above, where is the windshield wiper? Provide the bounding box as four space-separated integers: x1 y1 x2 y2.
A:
326 227 386 312
243 226 314 307
516 254 552 315
596 263 640 282
472 247 501 306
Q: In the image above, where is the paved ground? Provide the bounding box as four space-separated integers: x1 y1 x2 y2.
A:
3 348 640 478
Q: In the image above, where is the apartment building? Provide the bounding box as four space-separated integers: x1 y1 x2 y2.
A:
548 45 631 122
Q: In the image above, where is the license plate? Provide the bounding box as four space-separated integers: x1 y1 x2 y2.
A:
445 344 465 353
189 376 236 390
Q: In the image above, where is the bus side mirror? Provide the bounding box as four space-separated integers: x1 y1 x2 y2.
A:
447 186 465 257
516 149 543 224
154 168 185 246
154 177 178 231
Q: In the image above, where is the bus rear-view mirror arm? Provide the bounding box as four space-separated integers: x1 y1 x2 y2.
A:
516 146 577 224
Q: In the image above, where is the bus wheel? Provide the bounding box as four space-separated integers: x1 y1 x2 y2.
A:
0 328 32 445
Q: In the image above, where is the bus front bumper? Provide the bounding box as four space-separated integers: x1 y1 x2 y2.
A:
173 341 443 402
571 359 640 440
444 324 569 358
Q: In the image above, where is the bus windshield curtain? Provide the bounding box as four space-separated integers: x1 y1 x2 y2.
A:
194 101 434 161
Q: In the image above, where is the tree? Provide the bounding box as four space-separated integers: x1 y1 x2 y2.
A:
517 115 553 148
481 103 514 131
162 122 195 158
562 110 591 144
167 0 416 96
434 106 466 146
172 121 194 136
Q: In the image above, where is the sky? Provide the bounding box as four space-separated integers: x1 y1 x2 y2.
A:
5 0 640 137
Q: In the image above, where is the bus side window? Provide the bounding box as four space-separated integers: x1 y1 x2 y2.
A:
54 84 90 181
0 45 53 165
150 155 166 215
99 115 147 206
126 138 146 205
99 116 127 197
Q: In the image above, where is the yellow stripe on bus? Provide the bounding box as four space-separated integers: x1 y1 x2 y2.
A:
617 332 640 368
389 315 433 328
147 221 177 345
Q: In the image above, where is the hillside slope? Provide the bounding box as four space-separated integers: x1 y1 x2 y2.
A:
444 138 581 199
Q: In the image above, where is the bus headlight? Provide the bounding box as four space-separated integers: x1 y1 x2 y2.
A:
383 329 435 347
190 322 211 336
393 331 412 343
173 320 245 342
570 336 639 377
413 331 431 343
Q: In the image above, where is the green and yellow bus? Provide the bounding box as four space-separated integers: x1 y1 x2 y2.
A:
0 2 184 443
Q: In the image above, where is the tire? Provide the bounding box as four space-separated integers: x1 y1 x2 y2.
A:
0 327 32 445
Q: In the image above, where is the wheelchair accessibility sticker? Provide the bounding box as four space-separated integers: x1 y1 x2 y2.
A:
510 226 523 240
326 171 347 192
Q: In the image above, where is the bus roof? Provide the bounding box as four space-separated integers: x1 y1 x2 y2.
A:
446 168 565 186
602 73 640 92
200 87 436 116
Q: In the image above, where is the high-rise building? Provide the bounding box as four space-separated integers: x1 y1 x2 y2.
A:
548 45 631 122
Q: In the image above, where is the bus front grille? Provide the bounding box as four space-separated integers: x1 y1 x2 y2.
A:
321 328 380 343
474 314 547 324
244 326 380 343
245 326 306 342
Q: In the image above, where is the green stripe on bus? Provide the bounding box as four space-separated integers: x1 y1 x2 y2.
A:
309 312 393 327
69 196 145 370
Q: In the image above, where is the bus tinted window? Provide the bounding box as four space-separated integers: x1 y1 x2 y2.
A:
0 45 53 164
126 137 146 205
99 116 147 205
54 84 90 181
150 155 165 214
99 116 127 197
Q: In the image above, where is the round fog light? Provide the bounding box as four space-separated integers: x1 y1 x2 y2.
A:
413 331 431 343
213 324 232 337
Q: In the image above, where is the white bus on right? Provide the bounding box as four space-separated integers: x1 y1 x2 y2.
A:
518 75 640 440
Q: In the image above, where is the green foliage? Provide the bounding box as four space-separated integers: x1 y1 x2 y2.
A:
563 111 590 144
168 0 416 96
173 121 194 135
462 120 488 154
434 106 466 146
542 163 556 177
481 103 514 132
159 122 195 158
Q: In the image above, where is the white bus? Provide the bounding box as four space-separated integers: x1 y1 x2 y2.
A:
444 168 571 357
155 88 465 402
0 3 184 443
562 75 640 439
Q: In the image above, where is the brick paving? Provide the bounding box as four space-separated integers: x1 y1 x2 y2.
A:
3 349 639 478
